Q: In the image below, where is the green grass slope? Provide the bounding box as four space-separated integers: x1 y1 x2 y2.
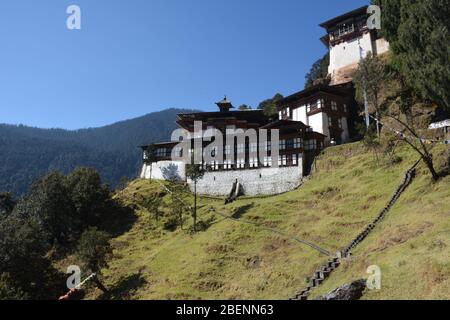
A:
87 142 449 300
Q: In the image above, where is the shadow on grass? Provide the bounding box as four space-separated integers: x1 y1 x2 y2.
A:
99 200 138 238
438 166 450 180
231 203 254 219
99 273 148 300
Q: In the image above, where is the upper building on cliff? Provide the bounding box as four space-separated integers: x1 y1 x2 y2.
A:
320 5 390 85
276 5 391 144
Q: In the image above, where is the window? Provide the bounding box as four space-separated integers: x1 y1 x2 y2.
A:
249 157 259 168
335 23 355 38
278 155 287 167
317 99 324 109
210 161 219 171
293 138 303 149
174 147 183 158
305 140 317 151
343 104 347 113
306 104 311 113
224 160 233 170
281 108 290 120
279 139 286 150
225 145 232 155
237 144 245 154
260 141 271 152
250 142 258 153
156 148 167 157
292 154 298 166
263 156 272 167
286 139 294 150
331 101 338 111
338 118 343 129
237 158 245 169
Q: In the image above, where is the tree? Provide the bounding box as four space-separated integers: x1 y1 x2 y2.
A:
13 171 76 245
362 126 381 164
165 183 190 231
65 167 110 230
305 53 330 89
185 163 205 232
354 52 441 180
76 227 112 292
0 214 65 299
353 52 387 136
372 0 450 111
0 192 15 217
258 93 284 117
383 93 440 181
0 273 28 300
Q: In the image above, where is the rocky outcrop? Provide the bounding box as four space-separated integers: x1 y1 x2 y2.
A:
314 279 367 300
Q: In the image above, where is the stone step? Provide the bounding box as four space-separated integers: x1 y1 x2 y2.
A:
289 165 417 302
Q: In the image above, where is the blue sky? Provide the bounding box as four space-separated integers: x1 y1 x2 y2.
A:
0 0 368 129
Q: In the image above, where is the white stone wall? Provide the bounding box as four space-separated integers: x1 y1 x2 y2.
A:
188 157 304 196
141 157 305 197
140 161 186 181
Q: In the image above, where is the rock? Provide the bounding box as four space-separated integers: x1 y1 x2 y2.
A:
314 279 366 300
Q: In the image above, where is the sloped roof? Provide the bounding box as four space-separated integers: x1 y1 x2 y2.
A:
319 6 368 30
276 84 352 109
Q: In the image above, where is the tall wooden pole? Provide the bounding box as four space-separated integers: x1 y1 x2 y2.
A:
193 181 197 232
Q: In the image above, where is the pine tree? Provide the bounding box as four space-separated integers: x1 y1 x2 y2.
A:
372 0 450 111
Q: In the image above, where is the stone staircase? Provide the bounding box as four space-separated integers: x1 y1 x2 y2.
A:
290 160 420 301
225 179 242 204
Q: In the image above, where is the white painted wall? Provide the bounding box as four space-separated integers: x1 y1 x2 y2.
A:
328 32 373 75
292 106 308 125
140 161 186 181
308 112 330 141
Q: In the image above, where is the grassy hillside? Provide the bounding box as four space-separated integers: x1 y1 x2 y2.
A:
81 142 449 300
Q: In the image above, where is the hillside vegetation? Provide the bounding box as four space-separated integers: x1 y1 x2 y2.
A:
82 141 449 300
0 109 196 195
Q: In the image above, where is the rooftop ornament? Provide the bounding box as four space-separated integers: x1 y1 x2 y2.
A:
216 95 234 112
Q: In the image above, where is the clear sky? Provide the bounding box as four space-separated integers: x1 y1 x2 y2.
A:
0 0 368 129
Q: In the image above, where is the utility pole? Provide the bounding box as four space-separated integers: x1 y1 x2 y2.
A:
359 42 370 130
364 91 370 129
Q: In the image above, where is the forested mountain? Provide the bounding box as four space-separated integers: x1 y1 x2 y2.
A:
0 108 197 196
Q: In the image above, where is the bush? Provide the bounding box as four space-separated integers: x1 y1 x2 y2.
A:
77 227 112 274
163 217 179 232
